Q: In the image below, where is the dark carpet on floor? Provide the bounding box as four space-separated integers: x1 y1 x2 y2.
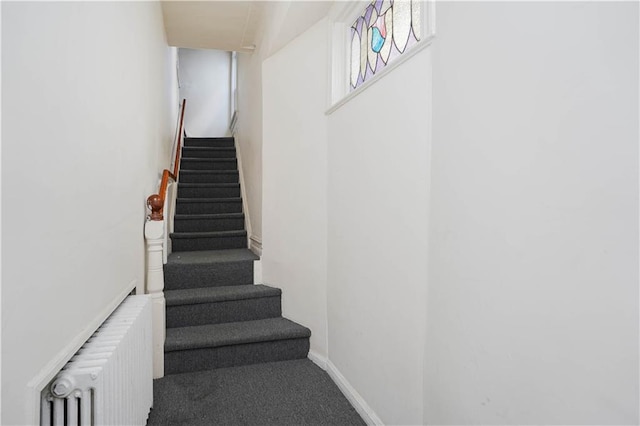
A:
146 359 366 426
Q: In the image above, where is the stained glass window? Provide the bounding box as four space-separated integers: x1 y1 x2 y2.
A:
350 0 421 90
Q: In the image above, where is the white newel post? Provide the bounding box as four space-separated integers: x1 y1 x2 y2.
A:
144 219 165 379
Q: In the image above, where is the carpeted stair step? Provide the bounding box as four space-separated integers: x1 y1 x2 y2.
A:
179 170 239 184
174 213 245 233
165 285 282 328
171 230 247 251
164 249 258 290
178 183 241 199
184 137 235 148
147 359 367 426
164 318 311 374
181 158 238 171
182 146 236 158
176 198 242 215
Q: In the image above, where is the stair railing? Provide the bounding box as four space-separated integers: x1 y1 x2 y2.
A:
147 98 187 221
144 99 186 379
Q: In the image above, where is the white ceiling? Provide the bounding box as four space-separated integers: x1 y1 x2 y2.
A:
161 1 334 55
263 1 334 56
161 1 265 53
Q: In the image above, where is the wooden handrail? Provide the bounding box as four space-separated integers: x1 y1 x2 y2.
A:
172 104 186 177
147 99 186 221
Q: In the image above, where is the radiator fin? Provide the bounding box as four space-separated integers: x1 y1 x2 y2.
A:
41 295 153 426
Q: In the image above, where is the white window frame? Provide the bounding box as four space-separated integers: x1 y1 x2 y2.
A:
326 0 436 114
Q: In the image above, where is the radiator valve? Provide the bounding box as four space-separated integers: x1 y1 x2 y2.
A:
51 376 75 398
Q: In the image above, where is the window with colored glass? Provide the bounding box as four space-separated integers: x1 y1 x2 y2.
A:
350 0 421 90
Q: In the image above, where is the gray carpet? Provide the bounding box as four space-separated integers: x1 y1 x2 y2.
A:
166 285 282 328
165 317 310 351
163 249 257 290
146 359 366 426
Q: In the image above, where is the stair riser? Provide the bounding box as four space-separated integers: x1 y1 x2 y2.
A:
184 138 234 148
176 202 242 215
164 261 254 290
166 297 281 328
174 217 245 233
182 148 236 159
178 186 241 198
179 173 239 184
181 159 238 171
165 339 310 375
171 235 247 251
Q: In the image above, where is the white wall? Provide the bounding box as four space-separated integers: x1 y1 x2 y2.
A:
258 4 433 424
425 2 639 424
326 46 432 426
254 2 638 425
235 1 333 248
262 19 329 359
236 49 264 246
1 2 177 424
234 2 293 250
179 48 230 137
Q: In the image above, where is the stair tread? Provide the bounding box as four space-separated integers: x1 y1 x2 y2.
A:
165 284 281 306
180 170 238 174
176 197 241 203
171 230 246 238
181 158 236 162
183 147 235 151
186 137 234 141
165 317 311 352
167 248 258 265
174 213 244 220
178 183 240 188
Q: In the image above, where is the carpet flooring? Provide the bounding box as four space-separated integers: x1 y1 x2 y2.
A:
146 359 366 426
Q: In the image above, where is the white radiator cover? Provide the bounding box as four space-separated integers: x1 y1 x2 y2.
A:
40 295 153 426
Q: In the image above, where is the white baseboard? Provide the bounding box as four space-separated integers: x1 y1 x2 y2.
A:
326 360 384 426
253 259 263 284
308 350 328 370
26 280 136 424
233 136 255 252
249 235 262 257
307 352 383 426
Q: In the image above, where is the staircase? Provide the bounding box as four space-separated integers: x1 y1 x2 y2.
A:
163 136 311 375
